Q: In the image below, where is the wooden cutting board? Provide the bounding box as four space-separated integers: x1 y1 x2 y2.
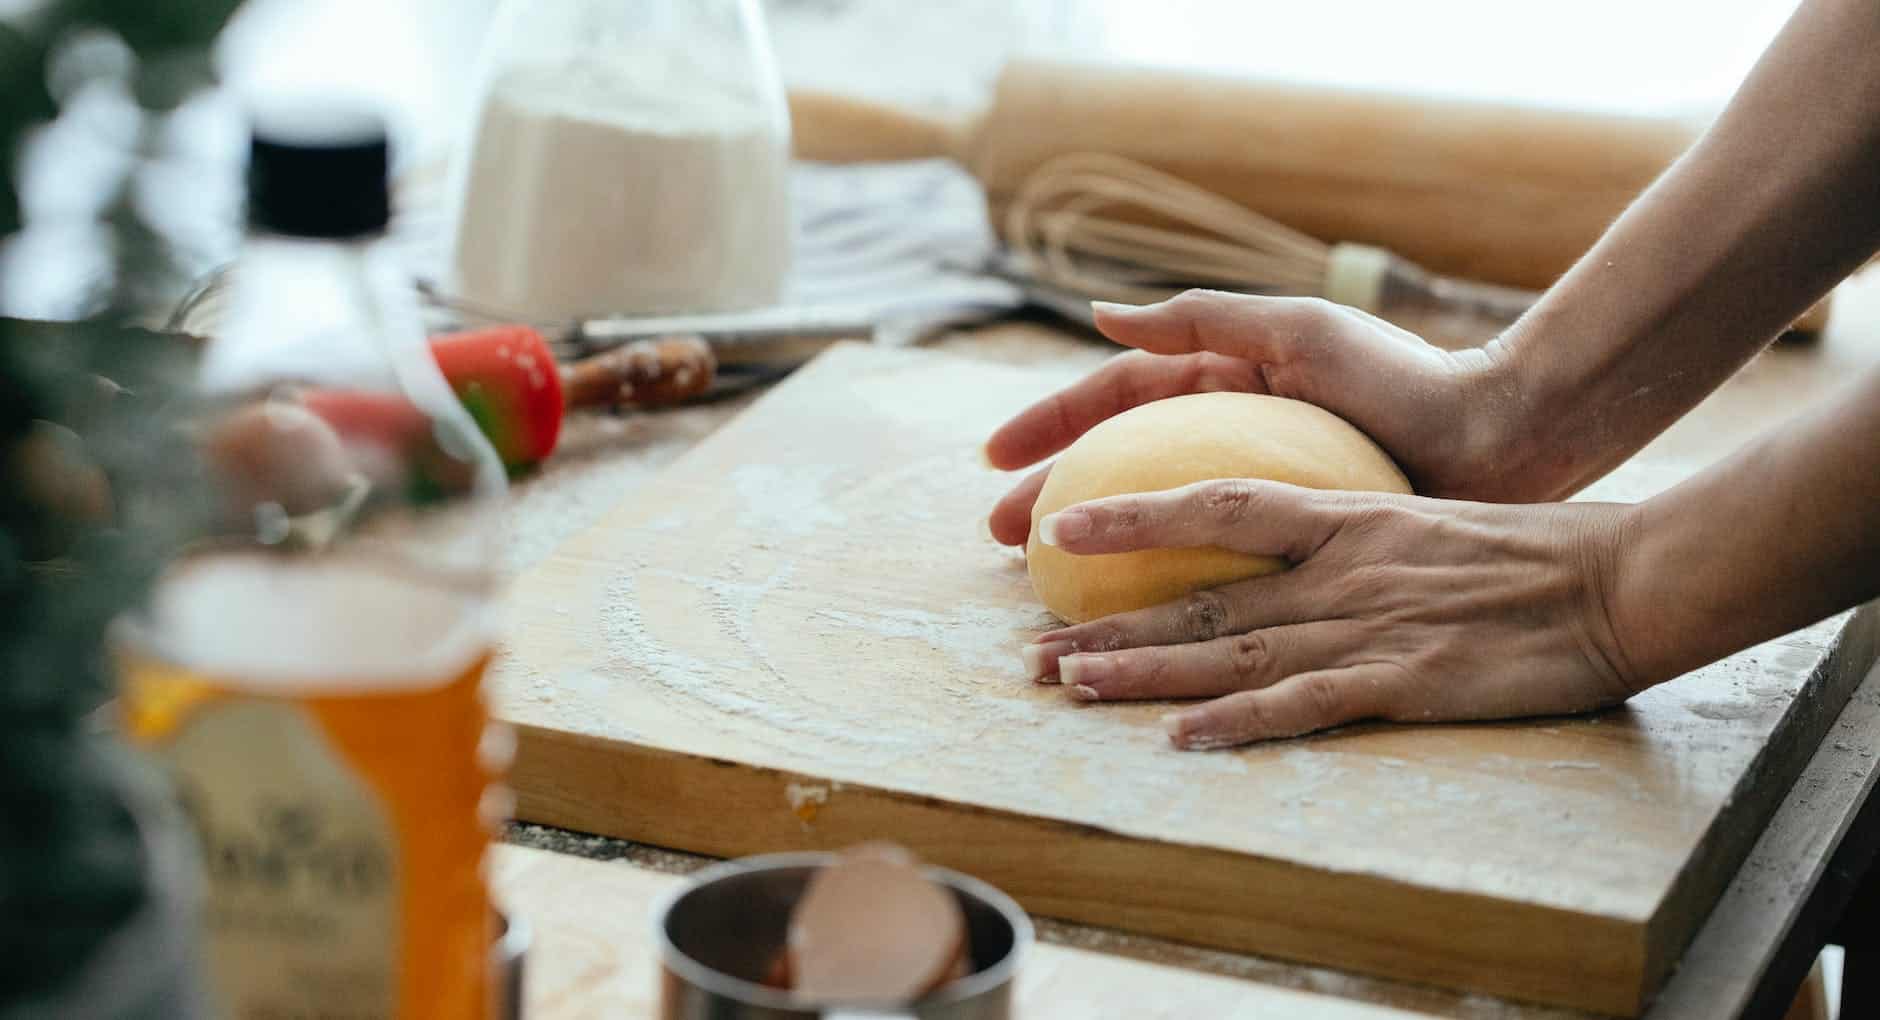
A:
492 845 1431 1019
490 342 1878 1017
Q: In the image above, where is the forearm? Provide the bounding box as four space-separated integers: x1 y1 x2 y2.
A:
1485 0 1880 499
1609 365 1880 687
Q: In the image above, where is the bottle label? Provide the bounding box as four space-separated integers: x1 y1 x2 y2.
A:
163 699 399 1019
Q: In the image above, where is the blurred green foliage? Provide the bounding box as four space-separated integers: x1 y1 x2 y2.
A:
1 0 241 1003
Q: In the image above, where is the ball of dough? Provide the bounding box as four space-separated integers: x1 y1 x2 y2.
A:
1027 392 1411 623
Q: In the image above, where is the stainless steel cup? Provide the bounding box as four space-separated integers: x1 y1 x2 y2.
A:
494 909 530 1020
652 852 1032 1020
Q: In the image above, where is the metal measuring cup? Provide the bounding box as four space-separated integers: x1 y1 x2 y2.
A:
652 852 1032 1019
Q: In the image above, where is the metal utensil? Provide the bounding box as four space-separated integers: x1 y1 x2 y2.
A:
653 852 1031 1020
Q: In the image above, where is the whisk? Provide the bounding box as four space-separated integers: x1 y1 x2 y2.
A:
1001 152 1539 344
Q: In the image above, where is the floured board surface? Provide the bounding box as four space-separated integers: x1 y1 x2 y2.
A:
491 342 1878 1016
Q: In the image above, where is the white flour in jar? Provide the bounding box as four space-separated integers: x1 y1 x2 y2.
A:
450 60 791 320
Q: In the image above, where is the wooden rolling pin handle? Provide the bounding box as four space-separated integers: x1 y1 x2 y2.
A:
560 335 716 411
787 89 970 163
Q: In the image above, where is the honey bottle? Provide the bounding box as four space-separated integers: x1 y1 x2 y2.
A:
116 107 509 1020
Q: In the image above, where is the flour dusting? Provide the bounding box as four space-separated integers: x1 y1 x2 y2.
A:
730 463 848 536
597 570 921 757
813 602 1043 675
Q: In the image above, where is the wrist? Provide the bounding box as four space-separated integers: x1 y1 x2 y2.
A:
1441 331 1577 503
1584 501 1655 696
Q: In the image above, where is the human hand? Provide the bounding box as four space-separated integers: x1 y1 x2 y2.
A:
985 291 1526 547
1019 479 1642 749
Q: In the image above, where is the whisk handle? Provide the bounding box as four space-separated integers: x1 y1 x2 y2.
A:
1325 243 1537 325
1322 243 1538 347
1397 269 1541 325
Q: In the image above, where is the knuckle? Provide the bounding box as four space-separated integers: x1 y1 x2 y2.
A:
1228 632 1269 683
1167 290 1241 352
1103 502 1144 531
1200 479 1261 524
1077 622 1128 654
1297 674 1347 721
1044 392 1078 438
1231 698 1279 738
1277 296 1337 336
1339 498 1401 534
1167 288 1232 315
1373 661 1425 719
1138 653 1174 693
1181 589 1232 642
1104 350 1160 391
1291 296 1339 321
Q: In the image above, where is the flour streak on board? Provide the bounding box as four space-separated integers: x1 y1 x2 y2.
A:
599 570 926 758
730 462 849 536
813 604 1032 676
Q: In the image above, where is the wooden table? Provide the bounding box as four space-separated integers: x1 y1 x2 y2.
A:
496 272 1880 1019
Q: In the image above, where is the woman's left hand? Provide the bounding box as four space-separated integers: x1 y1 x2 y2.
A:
1021 479 1645 749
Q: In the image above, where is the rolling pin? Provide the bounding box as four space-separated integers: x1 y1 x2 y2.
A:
791 59 1832 334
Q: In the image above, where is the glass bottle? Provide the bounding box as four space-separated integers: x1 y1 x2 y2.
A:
447 0 793 321
116 108 509 1020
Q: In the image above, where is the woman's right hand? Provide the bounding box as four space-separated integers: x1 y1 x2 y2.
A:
986 291 1536 546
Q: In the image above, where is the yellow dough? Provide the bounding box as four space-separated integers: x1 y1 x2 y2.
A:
1027 392 1412 623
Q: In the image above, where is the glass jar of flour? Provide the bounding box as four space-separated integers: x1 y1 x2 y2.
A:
448 0 792 320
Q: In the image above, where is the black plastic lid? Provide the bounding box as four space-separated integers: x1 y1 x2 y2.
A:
245 107 391 239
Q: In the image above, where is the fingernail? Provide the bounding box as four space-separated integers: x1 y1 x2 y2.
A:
1057 653 1110 690
977 442 997 469
1162 711 1190 747
1071 684 1100 701
1038 510 1091 547
1164 715 1238 751
1091 300 1138 317
1022 641 1072 683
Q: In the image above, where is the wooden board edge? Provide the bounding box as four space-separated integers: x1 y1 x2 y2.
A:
1637 601 1880 1013
509 722 1647 1016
